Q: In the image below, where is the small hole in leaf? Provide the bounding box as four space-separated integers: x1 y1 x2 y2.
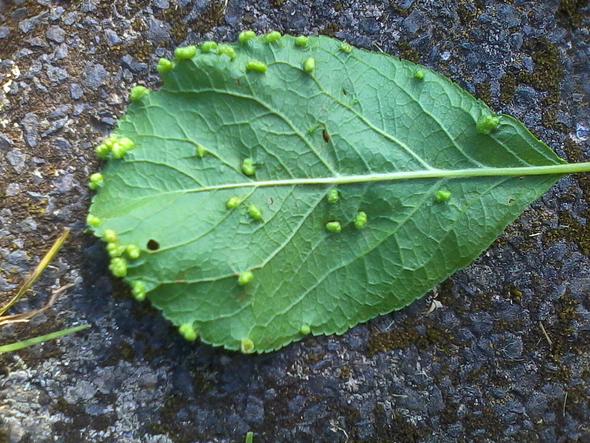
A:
147 239 160 251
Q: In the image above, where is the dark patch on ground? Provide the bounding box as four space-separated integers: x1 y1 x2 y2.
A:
1 0 589 442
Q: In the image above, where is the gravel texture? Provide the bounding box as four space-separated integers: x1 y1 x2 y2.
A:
0 0 589 442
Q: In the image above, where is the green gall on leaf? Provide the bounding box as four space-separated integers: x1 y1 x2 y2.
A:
118 137 135 151
107 243 126 258
88 173 104 190
196 144 207 158
201 41 218 53
217 44 236 60
354 211 368 230
294 35 309 48
111 143 127 159
340 42 353 53
103 229 117 243
226 196 242 209
86 214 102 228
303 57 315 74
95 143 110 160
300 324 311 335
414 69 425 80
435 190 452 203
104 136 116 149
174 45 197 61
327 188 340 204
131 281 147 302
130 85 150 102
325 221 342 233
106 242 120 256
264 31 281 43
247 204 263 222
126 244 141 260
241 158 256 176
238 270 254 286
109 257 128 278
157 58 175 74
178 323 198 342
240 338 255 354
239 30 256 44
476 115 501 135
246 60 268 74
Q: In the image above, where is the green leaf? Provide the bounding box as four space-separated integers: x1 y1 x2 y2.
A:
88 35 590 353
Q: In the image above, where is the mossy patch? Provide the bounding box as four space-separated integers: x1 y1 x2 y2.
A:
556 0 586 28
321 22 340 38
396 41 420 64
367 317 462 357
499 72 518 104
520 38 565 132
476 82 493 105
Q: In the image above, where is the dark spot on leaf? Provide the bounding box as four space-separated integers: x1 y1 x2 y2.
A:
322 129 331 143
147 239 160 251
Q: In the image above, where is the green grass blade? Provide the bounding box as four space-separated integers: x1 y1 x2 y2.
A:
0 324 90 354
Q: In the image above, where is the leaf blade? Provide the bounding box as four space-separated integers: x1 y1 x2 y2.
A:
89 35 579 352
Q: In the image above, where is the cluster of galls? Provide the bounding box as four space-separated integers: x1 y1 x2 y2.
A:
89 226 147 301
95 134 136 161
150 30 364 82
323 188 368 234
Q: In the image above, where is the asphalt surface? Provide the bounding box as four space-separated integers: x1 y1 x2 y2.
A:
0 0 589 442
